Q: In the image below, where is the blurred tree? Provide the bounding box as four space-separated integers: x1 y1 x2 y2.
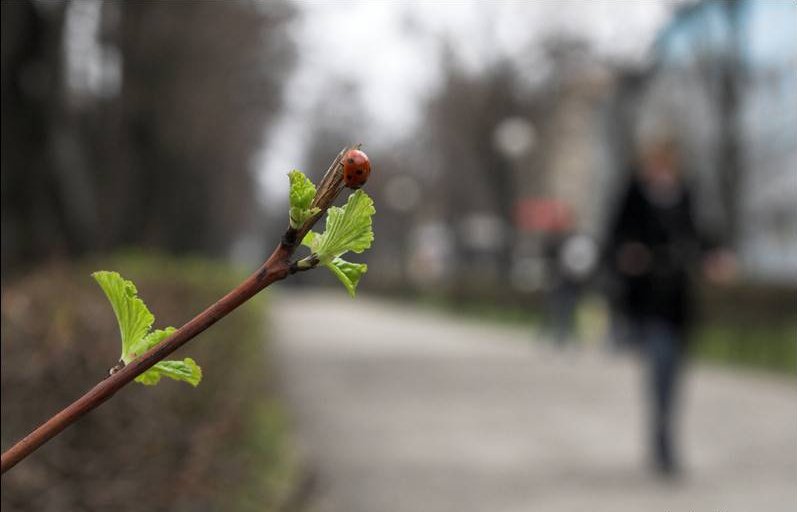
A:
660 0 746 246
301 81 362 184
715 0 744 246
99 0 295 255
1 0 296 275
423 48 537 289
1 1 73 274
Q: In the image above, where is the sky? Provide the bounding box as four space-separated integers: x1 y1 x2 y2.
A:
256 0 686 206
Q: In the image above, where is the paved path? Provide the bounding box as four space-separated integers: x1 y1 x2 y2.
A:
271 290 796 512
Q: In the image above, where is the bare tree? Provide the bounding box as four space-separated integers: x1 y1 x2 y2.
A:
716 0 745 245
423 49 536 288
1 0 297 274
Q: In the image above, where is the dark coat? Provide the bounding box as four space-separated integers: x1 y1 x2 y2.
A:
606 177 705 333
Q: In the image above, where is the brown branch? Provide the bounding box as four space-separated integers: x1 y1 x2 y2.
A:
0 145 356 474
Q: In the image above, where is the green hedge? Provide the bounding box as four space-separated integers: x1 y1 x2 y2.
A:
1 254 297 511
691 283 796 374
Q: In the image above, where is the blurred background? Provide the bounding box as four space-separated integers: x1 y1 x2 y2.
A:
2 1 795 511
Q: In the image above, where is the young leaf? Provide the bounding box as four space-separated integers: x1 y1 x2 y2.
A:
135 358 202 387
299 190 375 296
325 257 368 298
307 189 375 262
301 229 318 250
94 271 202 387
126 327 176 363
92 271 154 361
288 170 321 228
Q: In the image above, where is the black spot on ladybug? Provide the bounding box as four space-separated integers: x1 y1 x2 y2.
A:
348 158 355 164
356 169 363 175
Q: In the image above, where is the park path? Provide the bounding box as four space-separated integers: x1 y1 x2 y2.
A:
270 290 796 512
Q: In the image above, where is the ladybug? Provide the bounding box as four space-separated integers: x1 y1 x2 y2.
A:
342 149 371 189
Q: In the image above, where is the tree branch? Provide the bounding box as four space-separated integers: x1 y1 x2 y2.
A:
0 145 356 474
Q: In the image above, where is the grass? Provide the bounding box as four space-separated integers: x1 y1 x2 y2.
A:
411 292 795 375
414 293 543 327
691 322 796 375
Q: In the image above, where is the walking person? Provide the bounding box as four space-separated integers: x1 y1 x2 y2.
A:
545 229 599 347
605 139 733 476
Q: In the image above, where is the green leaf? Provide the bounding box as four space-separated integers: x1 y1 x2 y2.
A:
135 358 203 387
325 257 368 298
94 271 202 387
300 190 374 296
308 189 375 262
301 230 318 249
289 169 315 209
288 170 320 228
92 271 154 361
127 327 176 363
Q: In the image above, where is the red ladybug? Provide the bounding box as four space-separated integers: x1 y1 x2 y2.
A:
342 149 371 189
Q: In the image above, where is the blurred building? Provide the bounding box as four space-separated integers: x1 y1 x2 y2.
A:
531 41 615 238
508 40 615 293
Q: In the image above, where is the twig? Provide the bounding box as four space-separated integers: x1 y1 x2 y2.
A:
0 145 356 474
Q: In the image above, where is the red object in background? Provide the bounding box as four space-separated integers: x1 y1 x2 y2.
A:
514 198 573 233
342 149 371 189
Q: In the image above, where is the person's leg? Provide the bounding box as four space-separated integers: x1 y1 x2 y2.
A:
554 284 578 346
645 319 682 474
